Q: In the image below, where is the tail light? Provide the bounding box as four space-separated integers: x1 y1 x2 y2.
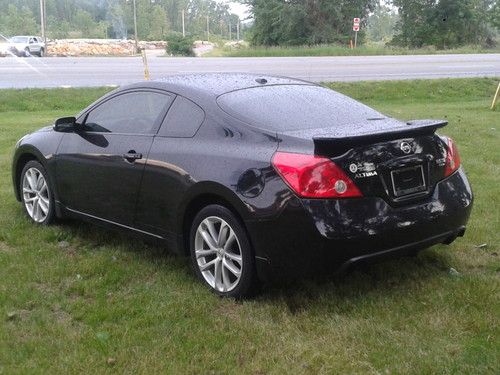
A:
272 152 363 198
444 137 461 177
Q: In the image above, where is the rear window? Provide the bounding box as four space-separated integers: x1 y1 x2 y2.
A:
217 85 385 132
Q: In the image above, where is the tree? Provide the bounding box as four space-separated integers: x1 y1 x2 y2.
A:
240 0 376 46
367 2 399 43
391 0 499 48
0 0 241 41
0 4 38 36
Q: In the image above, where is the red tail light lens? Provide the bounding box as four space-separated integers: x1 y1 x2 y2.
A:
444 137 461 177
272 152 363 198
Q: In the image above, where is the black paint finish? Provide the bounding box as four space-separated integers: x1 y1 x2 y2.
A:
12 74 473 282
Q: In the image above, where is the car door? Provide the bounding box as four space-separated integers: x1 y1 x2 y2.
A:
56 90 174 227
33 37 42 53
28 37 38 54
134 95 206 237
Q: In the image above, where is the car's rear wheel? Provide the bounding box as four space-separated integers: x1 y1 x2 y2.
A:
38 48 44 57
20 161 55 225
190 205 257 298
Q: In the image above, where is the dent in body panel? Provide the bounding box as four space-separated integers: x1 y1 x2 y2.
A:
301 168 472 240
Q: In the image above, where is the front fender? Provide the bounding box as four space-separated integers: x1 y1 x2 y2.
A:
12 129 63 202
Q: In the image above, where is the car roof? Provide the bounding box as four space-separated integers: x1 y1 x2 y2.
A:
156 73 313 95
118 73 315 103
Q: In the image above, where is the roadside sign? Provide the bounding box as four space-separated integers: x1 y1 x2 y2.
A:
353 17 360 31
352 18 360 49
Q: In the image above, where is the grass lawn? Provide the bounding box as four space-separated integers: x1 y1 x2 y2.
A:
206 44 500 57
0 78 499 374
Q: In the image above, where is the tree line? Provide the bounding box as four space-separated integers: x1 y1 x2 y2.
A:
1 0 498 48
242 0 499 48
0 0 242 40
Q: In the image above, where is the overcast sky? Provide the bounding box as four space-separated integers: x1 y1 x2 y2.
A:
218 1 251 19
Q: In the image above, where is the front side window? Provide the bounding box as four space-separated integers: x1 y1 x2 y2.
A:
83 91 172 134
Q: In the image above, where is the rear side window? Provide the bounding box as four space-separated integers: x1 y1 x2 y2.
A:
217 85 385 132
84 91 173 134
158 96 205 138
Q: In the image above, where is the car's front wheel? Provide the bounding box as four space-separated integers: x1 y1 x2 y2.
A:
38 47 44 57
24 47 30 57
190 205 258 298
20 161 55 225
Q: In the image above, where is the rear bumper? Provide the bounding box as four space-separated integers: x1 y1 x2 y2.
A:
247 168 473 282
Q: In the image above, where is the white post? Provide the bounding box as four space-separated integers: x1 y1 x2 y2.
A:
182 9 185 37
206 16 210 42
133 0 139 53
354 30 358 49
39 0 46 47
237 21 240 41
229 21 231 40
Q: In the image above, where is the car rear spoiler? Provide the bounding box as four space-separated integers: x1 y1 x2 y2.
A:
313 119 448 156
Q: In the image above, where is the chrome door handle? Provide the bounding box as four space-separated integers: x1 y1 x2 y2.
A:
123 151 143 162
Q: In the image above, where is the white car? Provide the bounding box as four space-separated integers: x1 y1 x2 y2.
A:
8 36 46 57
0 34 9 56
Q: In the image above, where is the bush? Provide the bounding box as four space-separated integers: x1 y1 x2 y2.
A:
166 33 195 57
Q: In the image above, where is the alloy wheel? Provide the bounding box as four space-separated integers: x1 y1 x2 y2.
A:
194 216 243 293
22 167 50 223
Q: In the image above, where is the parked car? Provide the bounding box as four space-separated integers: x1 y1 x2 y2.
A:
8 35 45 57
0 34 9 56
12 74 473 298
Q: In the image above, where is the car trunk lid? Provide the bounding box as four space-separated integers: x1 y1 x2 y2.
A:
278 118 449 204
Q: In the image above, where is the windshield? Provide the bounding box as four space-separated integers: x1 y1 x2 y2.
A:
217 85 386 132
9 36 29 43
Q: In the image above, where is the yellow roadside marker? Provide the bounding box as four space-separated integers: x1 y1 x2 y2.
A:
141 49 150 81
492 82 500 110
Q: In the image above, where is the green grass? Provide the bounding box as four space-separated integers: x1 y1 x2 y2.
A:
1 79 499 374
207 44 500 57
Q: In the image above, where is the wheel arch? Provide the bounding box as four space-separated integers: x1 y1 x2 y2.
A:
13 148 47 201
177 182 250 256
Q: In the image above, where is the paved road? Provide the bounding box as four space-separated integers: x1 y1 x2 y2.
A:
0 53 498 88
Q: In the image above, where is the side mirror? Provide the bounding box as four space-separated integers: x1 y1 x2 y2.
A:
54 116 77 132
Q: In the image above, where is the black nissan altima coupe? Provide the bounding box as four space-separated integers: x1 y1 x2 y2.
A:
12 74 473 297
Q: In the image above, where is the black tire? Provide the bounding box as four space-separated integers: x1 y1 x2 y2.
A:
19 160 55 225
38 48 44 57
24 47 30 57
189 204 258 299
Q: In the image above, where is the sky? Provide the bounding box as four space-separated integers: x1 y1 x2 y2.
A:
218 1 251 19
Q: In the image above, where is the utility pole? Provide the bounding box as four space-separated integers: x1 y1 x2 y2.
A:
236 21 240 41
39 0 46 48
181 9 185 37
206 15 210 42
228 21 232 40
133 0 139 53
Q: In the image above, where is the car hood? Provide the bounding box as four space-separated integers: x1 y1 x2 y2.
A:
8 43 27 49
32 126 54 133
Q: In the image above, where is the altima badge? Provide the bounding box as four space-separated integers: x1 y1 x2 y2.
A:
350 162 378 178
400 142 412 154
